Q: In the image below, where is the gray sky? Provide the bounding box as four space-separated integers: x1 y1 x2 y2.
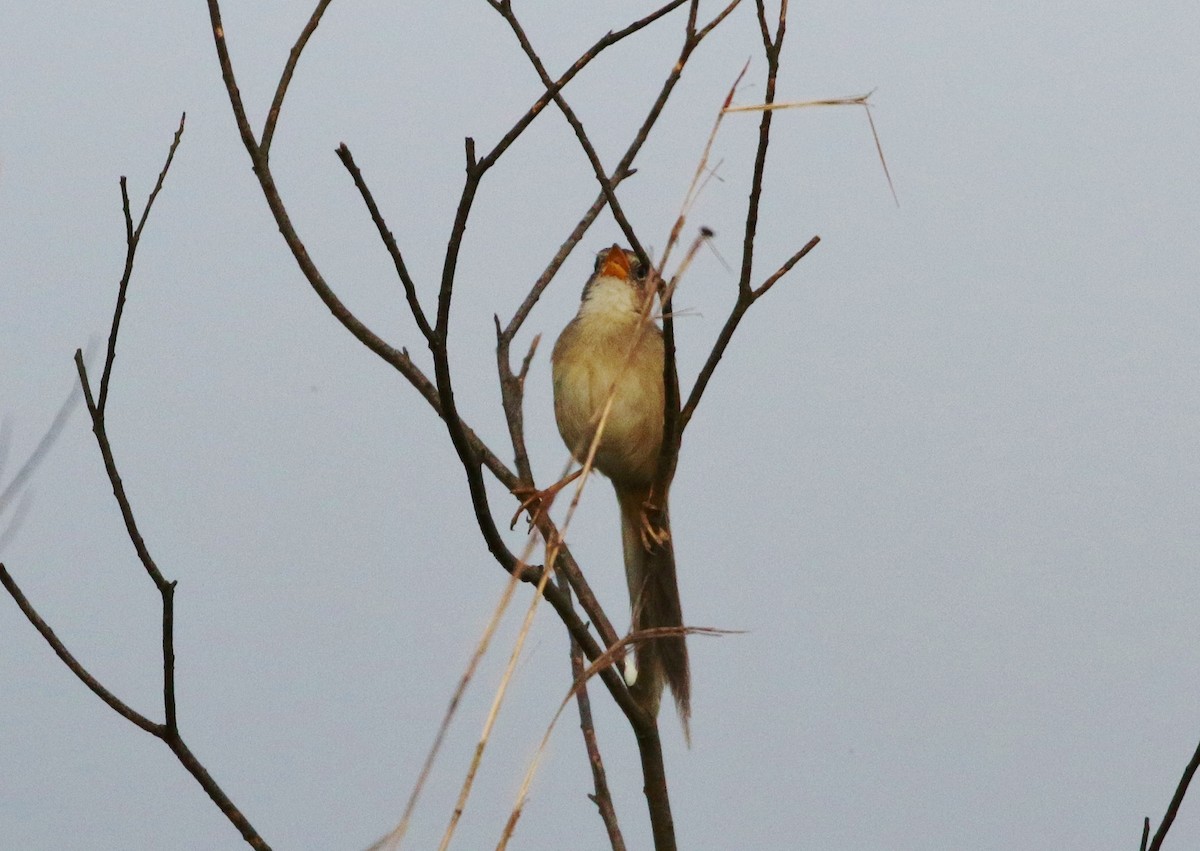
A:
4 1 1200 849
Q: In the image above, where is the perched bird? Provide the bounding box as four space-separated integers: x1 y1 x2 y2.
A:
550 244 689 730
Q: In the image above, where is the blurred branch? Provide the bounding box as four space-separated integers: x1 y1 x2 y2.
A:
204 0 657 675
0 380 83 527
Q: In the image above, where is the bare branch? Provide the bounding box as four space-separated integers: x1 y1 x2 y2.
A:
98 113 186 416
0 562 160 734
261 0 334 154
674 0 820 438
76 353 169 590
1146 736 1200 851
492 0 741 271
477 0 691 172
163 732 272 851
198 6 808 850
752 234 820 299
495 317 537 482
2 109 273 847
336 143 432 342
557 573 625 851
204 10 636 740
490 4 648 262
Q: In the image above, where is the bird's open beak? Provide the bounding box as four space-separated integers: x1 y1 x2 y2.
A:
600 244 631 279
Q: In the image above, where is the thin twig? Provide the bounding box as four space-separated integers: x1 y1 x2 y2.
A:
655 65 748 487
261 0 334 154
97 113 186 416
2 110 271 849
0 563 160 733
336 144 432 341
76 353 168 590
557 572 625 851
1146 736 1200 851
476 0 692 174
673 0 821 438
721 92 872 112
753 235 821 299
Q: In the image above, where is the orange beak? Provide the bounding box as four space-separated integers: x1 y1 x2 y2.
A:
600 244 631 279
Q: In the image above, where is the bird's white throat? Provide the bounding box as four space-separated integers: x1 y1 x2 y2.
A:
580 274 648 323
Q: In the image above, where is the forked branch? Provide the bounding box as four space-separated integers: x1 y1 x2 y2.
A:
1 117 272 851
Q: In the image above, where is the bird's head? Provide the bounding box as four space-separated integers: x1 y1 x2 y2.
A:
594 244 646 282
580 244 651 315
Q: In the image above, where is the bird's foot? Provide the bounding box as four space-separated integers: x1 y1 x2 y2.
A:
509 469 582 530
639 498 670 550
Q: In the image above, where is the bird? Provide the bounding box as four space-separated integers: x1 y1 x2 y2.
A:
549 243 690 732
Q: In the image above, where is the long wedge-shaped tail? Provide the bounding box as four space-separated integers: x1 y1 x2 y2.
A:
616 485 690 737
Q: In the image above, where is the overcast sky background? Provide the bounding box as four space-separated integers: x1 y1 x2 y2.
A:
3 1 1200 849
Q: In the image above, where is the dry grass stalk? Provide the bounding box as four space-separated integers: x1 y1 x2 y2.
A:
724 90 897 205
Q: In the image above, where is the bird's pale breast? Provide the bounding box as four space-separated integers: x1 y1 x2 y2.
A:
551 313 664 488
